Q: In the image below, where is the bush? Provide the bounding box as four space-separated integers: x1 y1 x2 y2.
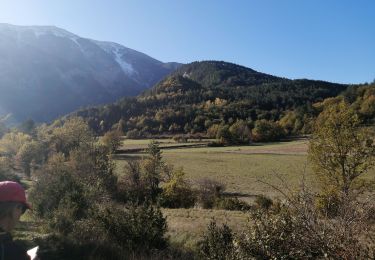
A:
229 120 251 144
199 221 237 260
0 157 20 182
207 141 224 147
252 119 285 142
196 179 225 209
254 195 273 210
159 169 196 208
315 188 342 218
117 161 148 204
207 124 220 138
199 185 375 259
244 192 373 259
172 135 188 143
126 129 141 139
74 202 168 253
216 125 234 145
214 197 251 211
29 154 82 218
30 144 117 231
101 129 122 153
36 234 116 260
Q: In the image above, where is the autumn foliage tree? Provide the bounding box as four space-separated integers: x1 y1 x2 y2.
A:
101 129 122 153
308 101 375 195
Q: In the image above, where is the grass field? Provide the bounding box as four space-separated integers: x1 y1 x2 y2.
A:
114 139 375 249
115 140 314 249
119 138 213 150
18 139 375 252
163 208 248 250
116 140 315 199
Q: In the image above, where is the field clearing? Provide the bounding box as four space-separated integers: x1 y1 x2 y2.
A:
115 139 375 249
119 138 213 150
163 208 248 249
116 140 315 199
117 139 375 197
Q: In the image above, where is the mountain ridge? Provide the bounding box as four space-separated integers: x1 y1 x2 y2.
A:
0 23 182 122
71 60 349 136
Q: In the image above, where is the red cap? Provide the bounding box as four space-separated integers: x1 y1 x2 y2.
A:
0 181 31 209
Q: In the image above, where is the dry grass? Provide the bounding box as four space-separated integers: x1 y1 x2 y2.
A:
120 138 213 150
163 150 313 200
116 140 316 200
116 139 375 199
163 208 248 250
115 139 375 250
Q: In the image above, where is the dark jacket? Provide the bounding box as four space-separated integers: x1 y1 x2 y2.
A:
0 229 30 260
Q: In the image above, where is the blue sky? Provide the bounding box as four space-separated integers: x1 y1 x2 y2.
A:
1 0 374 84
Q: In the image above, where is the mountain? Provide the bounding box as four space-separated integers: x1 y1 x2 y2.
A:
71 61 349 136
0 23 182 122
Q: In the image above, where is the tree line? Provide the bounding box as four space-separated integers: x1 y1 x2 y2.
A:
69 61 350 143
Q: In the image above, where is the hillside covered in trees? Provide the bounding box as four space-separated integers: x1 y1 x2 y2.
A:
71 61 351 141
67 61 364 139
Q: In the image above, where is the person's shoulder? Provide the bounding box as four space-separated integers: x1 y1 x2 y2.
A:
0 230 10 240
2 238 30 260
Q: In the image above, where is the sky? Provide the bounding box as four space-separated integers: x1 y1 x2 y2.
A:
0 0 374 84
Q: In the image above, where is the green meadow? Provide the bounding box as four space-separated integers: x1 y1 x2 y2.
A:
116 139 315 199
115 139 313 248
113 138 375 248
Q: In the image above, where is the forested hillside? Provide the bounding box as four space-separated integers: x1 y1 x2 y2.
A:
71 61 349 141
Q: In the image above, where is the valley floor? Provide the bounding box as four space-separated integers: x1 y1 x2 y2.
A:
114 138 375 249
17 139 375 254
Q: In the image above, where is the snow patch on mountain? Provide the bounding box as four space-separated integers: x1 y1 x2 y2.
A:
69 37 85 53
94 41 136 75
113 47 135 75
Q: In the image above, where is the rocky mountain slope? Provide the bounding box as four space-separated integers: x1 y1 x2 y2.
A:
0 23 181 122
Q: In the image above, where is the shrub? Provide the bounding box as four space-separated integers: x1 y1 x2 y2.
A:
101 129 122 153
308 101 375 195
196 179 225 209
117 161 148 203
199 185 374 259
126 129 141 139
50 117 94 155
206 124 220 138
29 154 81 218
229 120 251 144
207 141 224 147
216 125 234 145
214 197 251 211
199 221 237 260
31 124 172 259
172 135 188 143
0 157 20 182
315 188 342 218
16 140 45 177
73 202 168 253
242 192 373 259
37 202 168 260
254 195 273 210
159 169 196 208
252 119 285 142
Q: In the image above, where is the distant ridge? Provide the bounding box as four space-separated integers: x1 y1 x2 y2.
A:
0 23 182 122
72 60 348 136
